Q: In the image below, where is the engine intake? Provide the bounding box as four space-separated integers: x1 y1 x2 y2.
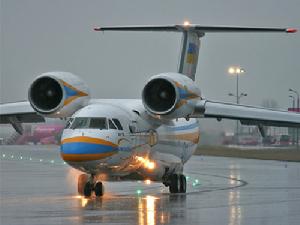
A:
143 78 176 114
28 72 90 117
142 73 201 119
30 76 63 112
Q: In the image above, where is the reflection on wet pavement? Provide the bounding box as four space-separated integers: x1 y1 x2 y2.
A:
1 145 300 225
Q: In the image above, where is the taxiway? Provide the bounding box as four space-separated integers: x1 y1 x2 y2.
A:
0 145 299 225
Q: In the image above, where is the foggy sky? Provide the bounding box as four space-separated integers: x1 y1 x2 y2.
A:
1 0 300 111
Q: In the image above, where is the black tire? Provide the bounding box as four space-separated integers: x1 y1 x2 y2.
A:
179 174 187 193
78 174 88 195
94 181 104 197
169 174 179 193
83 181 92 197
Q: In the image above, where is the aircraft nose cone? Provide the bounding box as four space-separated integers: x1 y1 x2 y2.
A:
60 136 118 162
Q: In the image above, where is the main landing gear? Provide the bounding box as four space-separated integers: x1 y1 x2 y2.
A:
165 174 187 193
78 174 104 197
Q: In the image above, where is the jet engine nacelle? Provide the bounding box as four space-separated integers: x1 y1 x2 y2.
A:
142 73 201 119
28 72 90 118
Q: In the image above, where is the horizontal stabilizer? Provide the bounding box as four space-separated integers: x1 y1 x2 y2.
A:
94 24 297 80
94 24 297 34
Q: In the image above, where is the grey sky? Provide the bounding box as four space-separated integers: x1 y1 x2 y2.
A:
1 0 300 112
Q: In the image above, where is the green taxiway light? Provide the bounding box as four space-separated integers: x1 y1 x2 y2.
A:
136 189 142 195
1 154 68 165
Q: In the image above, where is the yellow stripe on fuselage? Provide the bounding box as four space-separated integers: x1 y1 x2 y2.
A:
61 152 116 162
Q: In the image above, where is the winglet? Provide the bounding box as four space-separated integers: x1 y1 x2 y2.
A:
286 28 297 33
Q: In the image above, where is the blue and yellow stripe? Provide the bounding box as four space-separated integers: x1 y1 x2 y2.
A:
173 81 200 109
60 80 88 106
61 136 118 162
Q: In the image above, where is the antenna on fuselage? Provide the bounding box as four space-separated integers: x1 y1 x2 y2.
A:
94 23 297 81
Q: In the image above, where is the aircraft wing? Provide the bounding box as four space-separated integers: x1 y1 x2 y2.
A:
0 101 45 134
194 100 300 128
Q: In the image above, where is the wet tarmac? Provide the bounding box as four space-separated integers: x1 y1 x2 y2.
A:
0 145 300 225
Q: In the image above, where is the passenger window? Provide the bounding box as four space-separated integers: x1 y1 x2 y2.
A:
112 118 123 130
108 119 117 130
89 118 107 129
70 117 89 129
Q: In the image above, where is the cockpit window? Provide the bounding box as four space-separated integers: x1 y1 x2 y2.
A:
65 118 74 129
70 117 89 129
108 119 117 130
112 118 123 130
89 118 107 129
69 117 107 129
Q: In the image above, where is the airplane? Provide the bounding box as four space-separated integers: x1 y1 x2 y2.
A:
0 23 299 197
16 124 64 145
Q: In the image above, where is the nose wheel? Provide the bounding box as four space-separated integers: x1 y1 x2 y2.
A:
78 174 104 197
168 174 187 193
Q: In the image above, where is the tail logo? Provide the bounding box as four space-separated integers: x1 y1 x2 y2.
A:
186 43 198 64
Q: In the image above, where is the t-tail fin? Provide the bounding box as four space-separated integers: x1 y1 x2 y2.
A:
94 24 296 81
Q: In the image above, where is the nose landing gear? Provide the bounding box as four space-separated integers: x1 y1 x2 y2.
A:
78 174 104 197
169 174 186 193
164 174 187 193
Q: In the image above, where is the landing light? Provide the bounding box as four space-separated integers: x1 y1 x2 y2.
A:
146 161 155 170
135 156 156 170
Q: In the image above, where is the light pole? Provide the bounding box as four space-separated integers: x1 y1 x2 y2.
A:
289 95 296 145
228 67 245 104
289 88 299 149
228 66 245 144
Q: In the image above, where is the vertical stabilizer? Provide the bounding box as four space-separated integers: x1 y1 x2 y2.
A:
178 31 202 81
95 24 296 81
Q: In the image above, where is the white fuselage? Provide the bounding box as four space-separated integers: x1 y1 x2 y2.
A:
60 99 200 181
